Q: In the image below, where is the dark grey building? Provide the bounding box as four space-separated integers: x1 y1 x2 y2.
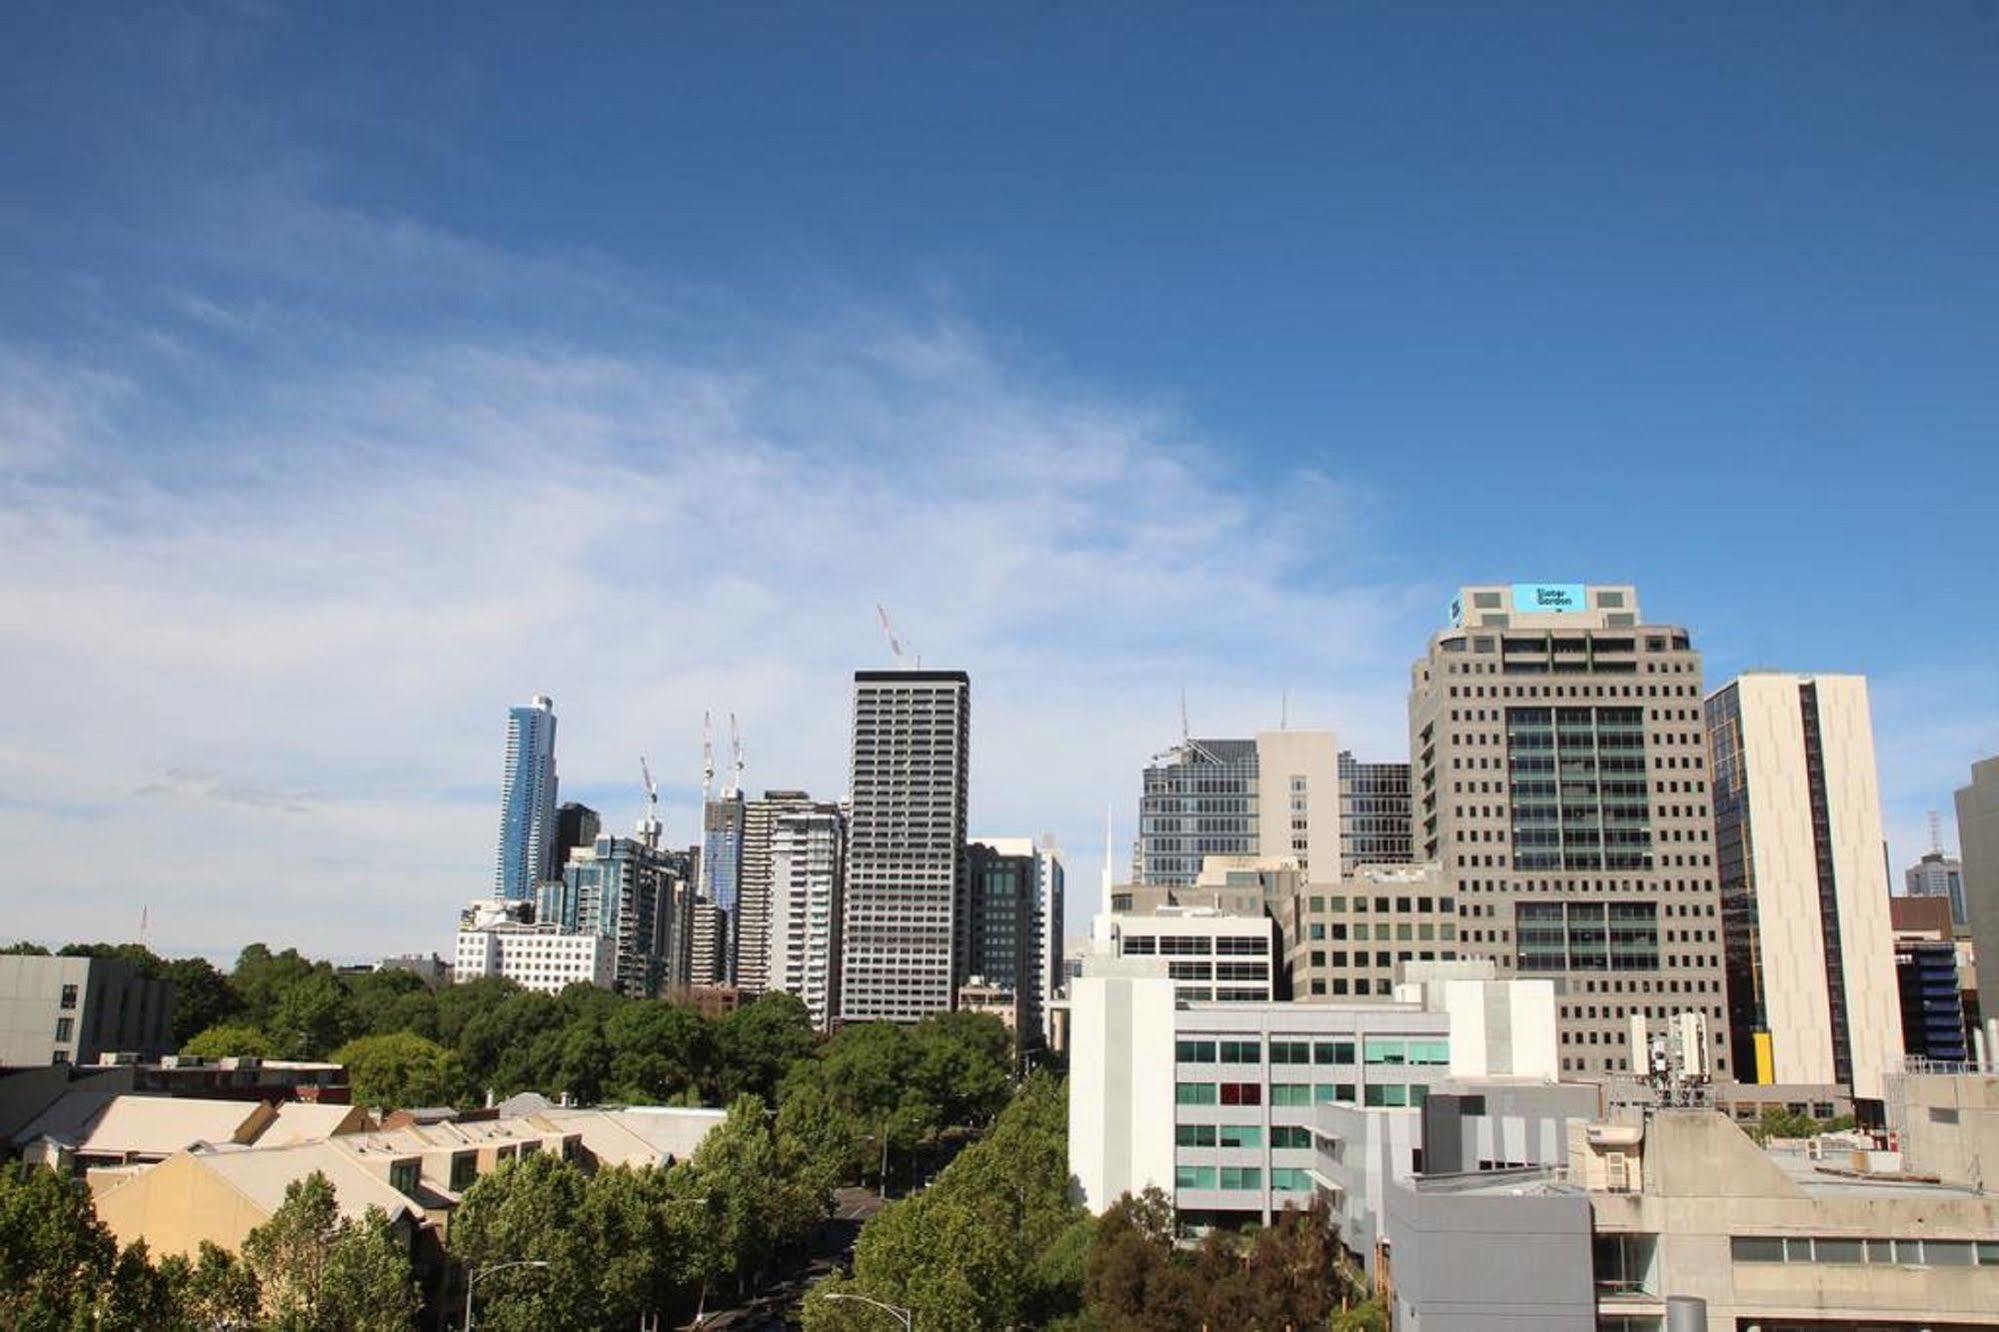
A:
0 956 175 1067
840 670 970 1024
553 801 601 878
964 842 1035 1039
1338 751 1413 870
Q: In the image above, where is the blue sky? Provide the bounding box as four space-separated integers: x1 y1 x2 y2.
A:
2 4 1994 960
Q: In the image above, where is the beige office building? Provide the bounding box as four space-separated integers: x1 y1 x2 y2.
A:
1959 755 1999 1033
1409 584 1731 1078
1706 673 1903 1098
1137 731 1340 887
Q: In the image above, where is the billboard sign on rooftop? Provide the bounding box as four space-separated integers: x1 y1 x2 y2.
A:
1511 583 1586 614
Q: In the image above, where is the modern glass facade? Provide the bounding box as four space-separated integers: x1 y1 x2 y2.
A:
1139 739 1260 886
701 793 745 983
1338 752 1412 870
494 696 559 901
1504 706 1652 873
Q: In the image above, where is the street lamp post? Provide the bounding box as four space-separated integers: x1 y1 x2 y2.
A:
822 1291 914 1331
464 1258 551 1330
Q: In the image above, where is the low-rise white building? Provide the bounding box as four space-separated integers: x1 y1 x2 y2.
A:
454 899 615 994
1068 955 1558 1228
1089 909 1276 1004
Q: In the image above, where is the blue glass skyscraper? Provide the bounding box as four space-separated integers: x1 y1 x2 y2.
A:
701 792 745 981
494 695 559 901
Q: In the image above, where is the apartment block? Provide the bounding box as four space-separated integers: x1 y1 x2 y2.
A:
1706 673 1902 1097
734 789 821 994
765 803 845 1028
1409 583 1732 1079
0 955 174 1067
840 670 970 1024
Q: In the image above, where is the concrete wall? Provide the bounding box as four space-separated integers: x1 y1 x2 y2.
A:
1383 1178 1594 1331
1255 730 1340 881
0 956 174 1066
1068 966 1176 1211
1961 758 1999 1028
93 1152 269 1259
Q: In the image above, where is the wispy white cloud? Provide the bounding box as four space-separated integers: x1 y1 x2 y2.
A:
0 196 1428 960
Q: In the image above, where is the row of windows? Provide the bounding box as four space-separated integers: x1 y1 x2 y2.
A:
1177 1081 1430 1107
1731 1236 1999 1268
1173 1165 1268 1191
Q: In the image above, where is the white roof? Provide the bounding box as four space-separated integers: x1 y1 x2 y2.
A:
74 1097 267 1157
258 1102 366 1146
534 1106 726 1166
191 1140 421 1226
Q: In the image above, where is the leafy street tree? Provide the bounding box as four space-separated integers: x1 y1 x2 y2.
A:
163 956 244 1045
182 1022 278 1060
0 1165 119 1330
448 1153 599 1332
179 1241 264 1330
268 967 361 1060
242 1171 419 1331
331 1031 464 1111
683 1094 828 1294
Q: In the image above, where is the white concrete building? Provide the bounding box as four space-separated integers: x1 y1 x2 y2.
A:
1707 673 1903 1097
766 805 845 1029
454 900 615 995
1067 953 1558 1225
1090 909 1277 1003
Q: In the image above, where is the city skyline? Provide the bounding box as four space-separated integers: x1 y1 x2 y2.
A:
3 7 1995 962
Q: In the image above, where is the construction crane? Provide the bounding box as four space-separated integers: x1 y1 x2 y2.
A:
726 713 744 799
876 604 920 669
701 711 715 803
638 754 662 849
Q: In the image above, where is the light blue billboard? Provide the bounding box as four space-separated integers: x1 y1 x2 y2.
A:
1511 583 1587 614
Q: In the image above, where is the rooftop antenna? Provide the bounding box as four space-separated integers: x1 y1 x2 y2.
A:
1929 809 1944 857
726 713 743 799
700 711 714 804
638 755 662 849
1102 804 1115 909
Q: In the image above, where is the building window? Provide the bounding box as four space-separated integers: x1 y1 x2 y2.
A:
59 984 77 1010
1175 1165 1217 1190
1176 1124 1217 1148
1218 1082 1262 1107
1313 1083 1357 1105
1219 1166 1262 1191
1271 1167 1311 1192
53 1018 73 1043
1175 1039 1217 1063
1269 1084 1311 1107
1217 1124 1262 1149
1176 1082 1218 1106
1268 1040 1311 1065
1271 1125 1312 1149
1314 1040 1355 1065
1218 1039 1261 1064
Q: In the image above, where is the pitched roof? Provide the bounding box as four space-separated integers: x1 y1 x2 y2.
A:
258 1101 369 1146
73 1096 269 1157
535 1106 727 1166
190 1140 421 1226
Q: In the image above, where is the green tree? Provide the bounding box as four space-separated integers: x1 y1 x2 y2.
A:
242 1171 418 1331
0 941 51 955
181 1241 262 1330
232 944 317 1029
163 956 243 1046
268 967 360 1059
182 1022 277 1060
449 1154 596 1332
604 1001 713 1104
331 1032 464 1111
711 991 818 1102
0 1165 119 1330
346 969 438 1041
682 1095 827 1294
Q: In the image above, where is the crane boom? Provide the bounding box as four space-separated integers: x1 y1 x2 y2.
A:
876 603 904 665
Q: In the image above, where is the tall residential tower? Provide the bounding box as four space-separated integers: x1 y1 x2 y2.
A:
494 695 560 901
839 670 971 1023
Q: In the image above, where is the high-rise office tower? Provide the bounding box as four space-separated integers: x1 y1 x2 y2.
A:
1906 850 1969 928
1338 752 1413 870
1955 755 1999 1034
1137 731 1339 886
1707 673 1903 1097
553 802 601 877
1410 583 1732 1079
765 803 846 1028
967 837 1065 1046
538 833 695 998
701 792 746 980
734 789 821 994
840 670 970 1024
494 695 560 901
